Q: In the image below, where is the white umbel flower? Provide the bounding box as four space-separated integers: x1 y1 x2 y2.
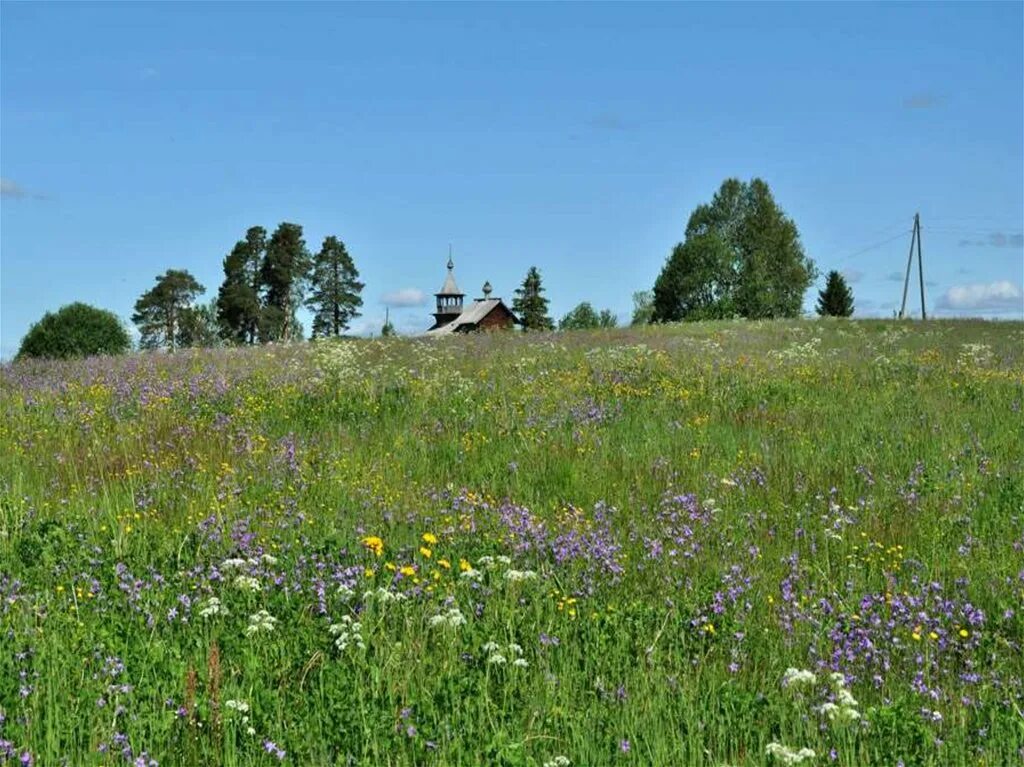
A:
781 667 817 689
766 743 816 765
245 609 277 636
198 597 230 619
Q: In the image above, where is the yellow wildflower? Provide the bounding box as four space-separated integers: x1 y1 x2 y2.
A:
437 559 451 569
361 536 384 557
422 533 438 545
399 565 416 577
419 547 432 559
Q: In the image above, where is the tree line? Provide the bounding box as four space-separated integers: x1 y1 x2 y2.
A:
16 177 856 359
130 222 364 352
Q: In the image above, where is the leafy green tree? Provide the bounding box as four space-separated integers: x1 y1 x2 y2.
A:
306 236 364 337
630 290 655 326
16 303 131 360
512 266 554 331
653 234 735 322
132 269 205 351
178 300 221 348
653 178 817 322
559 302 618 330
259 222 310 342
216 226 265 344
816 270 855 317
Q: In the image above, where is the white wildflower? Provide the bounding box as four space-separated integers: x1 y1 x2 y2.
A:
259 554 278 565
482 641 501 654
337 584 355 600
765 743 816 765
543 757 571 767
234 575 262 592
328 615 366 652
508 643 523 657
504 569 538 583
245 609 277 636
363 587 407 605
221 558 247 571
428 607 467 631
198 597 230 619
225 699 249 713
460 568 483 582
488 653 507 665
781 667 817 689
512 657 529 669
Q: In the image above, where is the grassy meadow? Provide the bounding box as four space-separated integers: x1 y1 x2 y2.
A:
1 319 1023 766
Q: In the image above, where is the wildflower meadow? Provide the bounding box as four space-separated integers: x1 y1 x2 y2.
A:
1 319 1022 766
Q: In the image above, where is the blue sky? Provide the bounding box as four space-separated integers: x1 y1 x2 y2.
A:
2 2 1022 355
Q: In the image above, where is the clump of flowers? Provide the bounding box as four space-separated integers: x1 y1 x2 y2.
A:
483 641 528 668
225 699 255 736
542 757 570 767
428 606 467 631
766 743 815 764
504 569 538 583
363 587 407 605
198 597 229 619
234 575 262 592
819 673 860 725
361 536 384 557
781 667 817 690
328 615 365 652
245 610 277 637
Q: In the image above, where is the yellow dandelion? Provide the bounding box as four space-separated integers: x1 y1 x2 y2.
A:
437 559 451 569
422 533 438 545
959 628 969 638
419 547 432 559
361 536 384 557
399 565 416 577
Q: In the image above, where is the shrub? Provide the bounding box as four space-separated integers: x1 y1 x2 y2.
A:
16 302 131 360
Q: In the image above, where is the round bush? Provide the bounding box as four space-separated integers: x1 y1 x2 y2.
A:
16 302 131 360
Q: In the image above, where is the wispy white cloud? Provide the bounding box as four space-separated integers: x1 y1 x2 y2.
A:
1 177 27 198
381 288 427 308
958 232 1023 248
841 269 864 284
1 177 48 200
936 280 1023 314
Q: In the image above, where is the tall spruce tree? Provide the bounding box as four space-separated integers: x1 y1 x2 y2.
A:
512 266 554 331
653 178 817 322
816 270 855 317
216 226 266 344
306 236 364 337
259 222 310 342
132 269 205 351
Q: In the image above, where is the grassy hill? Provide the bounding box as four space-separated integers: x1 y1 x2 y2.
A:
2 319 1022 765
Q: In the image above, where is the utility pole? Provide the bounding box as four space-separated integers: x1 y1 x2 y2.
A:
899 213 927 319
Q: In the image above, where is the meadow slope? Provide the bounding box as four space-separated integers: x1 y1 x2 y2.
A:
1 319 1023 766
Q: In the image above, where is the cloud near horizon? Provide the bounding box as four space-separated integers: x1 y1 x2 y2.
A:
936 280 1023 314
958 232 1023 248
380 288 427 308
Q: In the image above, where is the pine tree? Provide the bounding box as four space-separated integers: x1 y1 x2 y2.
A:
259 222 310 342
216 226 265 344
132 269 205 351
512 266 554 331
306 236 364 337
816 270 855 317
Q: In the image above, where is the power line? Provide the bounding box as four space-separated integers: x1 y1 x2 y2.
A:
830 229 913 265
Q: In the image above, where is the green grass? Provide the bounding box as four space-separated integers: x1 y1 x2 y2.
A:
1 318 1022 766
